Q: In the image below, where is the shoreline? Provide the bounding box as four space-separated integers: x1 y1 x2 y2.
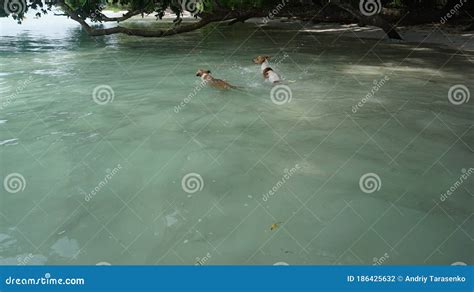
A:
300 23 474 52
103 10 474 52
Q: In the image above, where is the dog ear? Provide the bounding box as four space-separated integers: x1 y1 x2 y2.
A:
206 70 211 74
265 56 271 60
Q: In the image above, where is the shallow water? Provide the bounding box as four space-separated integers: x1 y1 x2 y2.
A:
0 14 473 265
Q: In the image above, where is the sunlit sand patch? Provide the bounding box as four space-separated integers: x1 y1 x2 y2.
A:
165 210 181 227
409 47 435 52
50 236 80 259
301 24 380 34
341 64 458 78
297 161 325 176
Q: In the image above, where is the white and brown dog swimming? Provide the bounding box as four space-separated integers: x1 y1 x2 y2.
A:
253 55 282 84
195 69 237 90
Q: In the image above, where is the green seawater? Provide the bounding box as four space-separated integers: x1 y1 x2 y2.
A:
0 14 473 265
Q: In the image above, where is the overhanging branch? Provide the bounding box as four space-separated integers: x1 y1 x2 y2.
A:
58 0 237 37
329 0 403 40
99 10 142 22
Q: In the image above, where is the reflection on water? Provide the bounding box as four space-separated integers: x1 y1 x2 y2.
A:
0 12 473 265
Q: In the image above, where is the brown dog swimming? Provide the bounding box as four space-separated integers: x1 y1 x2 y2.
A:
252 55 282 84
195 69 237 90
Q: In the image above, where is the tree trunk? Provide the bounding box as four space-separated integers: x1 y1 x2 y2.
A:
329 0 403 40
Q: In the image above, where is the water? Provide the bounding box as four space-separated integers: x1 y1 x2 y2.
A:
0 14 473 265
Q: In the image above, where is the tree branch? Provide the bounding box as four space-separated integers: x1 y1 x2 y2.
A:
98 10 142 22
58 0 238 37
227 13 255 25
329 0 403 40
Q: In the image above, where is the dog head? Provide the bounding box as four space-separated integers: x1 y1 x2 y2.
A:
196 69 211 77
253 55 271 64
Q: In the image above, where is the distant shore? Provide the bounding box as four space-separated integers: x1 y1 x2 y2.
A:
103 10 474 51
298 23 474 52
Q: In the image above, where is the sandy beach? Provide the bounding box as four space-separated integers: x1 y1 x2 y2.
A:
103 10 474 52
